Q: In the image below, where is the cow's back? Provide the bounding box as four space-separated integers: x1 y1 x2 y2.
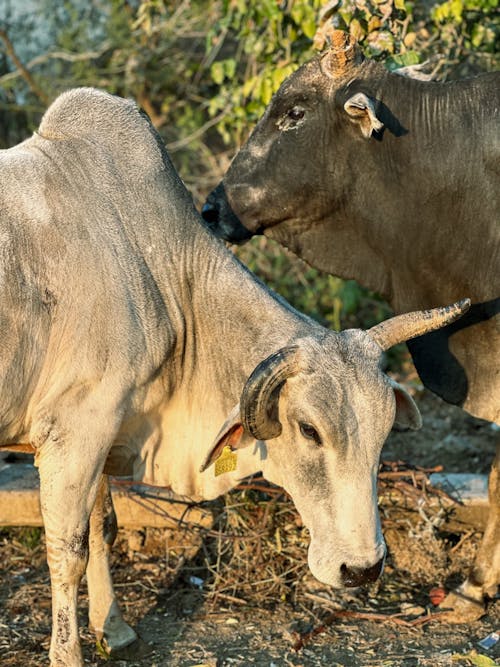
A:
0 91 192 443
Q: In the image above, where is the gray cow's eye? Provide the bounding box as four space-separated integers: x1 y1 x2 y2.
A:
299 422 322 446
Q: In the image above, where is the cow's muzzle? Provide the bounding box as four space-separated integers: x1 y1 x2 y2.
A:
202 183 256 243
340 557 385 587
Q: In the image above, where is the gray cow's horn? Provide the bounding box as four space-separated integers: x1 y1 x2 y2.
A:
241 345 301 441
369 299 471 351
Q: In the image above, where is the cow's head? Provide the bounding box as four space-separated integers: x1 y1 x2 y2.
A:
201 300 470 588
202 31 386 244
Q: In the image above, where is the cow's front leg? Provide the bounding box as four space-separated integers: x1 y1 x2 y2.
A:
34 397 124 667
87 475 139 654
442 438 500 621
38 451 103 667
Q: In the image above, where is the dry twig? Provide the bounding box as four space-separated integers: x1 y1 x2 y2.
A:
292 609 455 651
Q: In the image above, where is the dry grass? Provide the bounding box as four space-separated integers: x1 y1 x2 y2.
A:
0 455 494 666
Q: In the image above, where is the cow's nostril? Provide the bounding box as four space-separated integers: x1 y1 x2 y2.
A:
340 557 384 587
201 202 219 225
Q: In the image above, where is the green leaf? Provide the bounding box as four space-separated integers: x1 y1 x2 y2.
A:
452 651 497 667
386 50 420 69
338 8 353 25
434 0 465 22
368 30 395 54
208 96 223 116
265 65 297 97
211 61 225 85
302 18 317 39
261 76 273 104
450 0 464 21
350 18 366 40
291 4 304 25
224 58 236 79
95 638 110 660
271 68 287 90
469 654 497 667
242 75 258 98
471 23 486 47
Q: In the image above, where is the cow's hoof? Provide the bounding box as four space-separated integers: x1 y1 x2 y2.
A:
439 589 486 623
96 636 153 661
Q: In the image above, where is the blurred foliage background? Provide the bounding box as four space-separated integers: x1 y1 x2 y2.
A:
0 0 498 345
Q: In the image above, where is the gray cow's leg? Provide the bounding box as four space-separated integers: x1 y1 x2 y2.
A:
442 438 500 621
86 475 138 653
38 453 103 667
34 397 124 667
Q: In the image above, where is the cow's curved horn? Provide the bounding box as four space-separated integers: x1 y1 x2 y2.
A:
369 299 471 351
320 30 363 78
241 346 301 441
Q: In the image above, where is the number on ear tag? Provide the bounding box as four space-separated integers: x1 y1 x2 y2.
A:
214 445 238 477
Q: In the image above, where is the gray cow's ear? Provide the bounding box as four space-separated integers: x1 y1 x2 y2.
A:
344 92 384 138
199 404 254 473
388 378 422 430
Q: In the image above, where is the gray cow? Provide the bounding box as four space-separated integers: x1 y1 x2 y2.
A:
203 30 500 620
0 87 467 666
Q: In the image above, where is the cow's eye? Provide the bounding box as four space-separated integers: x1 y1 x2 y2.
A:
299 422 322 446
288 106 305 121
277 105 307 131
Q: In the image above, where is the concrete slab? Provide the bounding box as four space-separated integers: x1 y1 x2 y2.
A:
0 461 212 529
429 472 489 504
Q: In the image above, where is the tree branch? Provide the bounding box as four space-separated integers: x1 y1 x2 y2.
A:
166 108 229 151
0 28 49 105
0 43 110 86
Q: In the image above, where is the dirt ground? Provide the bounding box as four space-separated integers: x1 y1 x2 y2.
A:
0 387 498 667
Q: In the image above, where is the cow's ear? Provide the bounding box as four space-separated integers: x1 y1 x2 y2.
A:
388 378 422 430
344 92 384 138
200 404 254 473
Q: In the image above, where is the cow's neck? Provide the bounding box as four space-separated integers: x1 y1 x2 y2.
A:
141 221 314 499
184 224 315 391
267 213 393 300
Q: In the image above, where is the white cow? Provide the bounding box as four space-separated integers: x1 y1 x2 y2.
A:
0 88 468 666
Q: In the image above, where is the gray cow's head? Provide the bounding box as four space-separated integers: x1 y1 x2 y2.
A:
201 300 470 588
202 31 386 245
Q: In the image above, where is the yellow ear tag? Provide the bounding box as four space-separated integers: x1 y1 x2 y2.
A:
214 445 238 477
